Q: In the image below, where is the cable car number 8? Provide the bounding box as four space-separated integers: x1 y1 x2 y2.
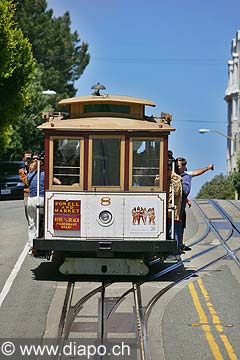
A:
100 197 111 206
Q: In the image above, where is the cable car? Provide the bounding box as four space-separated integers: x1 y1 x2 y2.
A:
33 85 177 276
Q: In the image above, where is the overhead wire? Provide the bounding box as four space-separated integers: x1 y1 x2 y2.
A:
35 54 228 65
93 57 227 64
173 119 227 123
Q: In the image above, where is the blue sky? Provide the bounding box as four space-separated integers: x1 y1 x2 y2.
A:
47 0 240 197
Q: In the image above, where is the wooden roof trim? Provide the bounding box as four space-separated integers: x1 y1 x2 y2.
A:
58 94 156 107
38 117 175 132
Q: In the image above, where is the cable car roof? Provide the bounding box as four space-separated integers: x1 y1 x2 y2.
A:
58 94 156 107
38 117 175 132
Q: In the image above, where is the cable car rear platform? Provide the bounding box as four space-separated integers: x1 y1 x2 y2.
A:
34 238 177 254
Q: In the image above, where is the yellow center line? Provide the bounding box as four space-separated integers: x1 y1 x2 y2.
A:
188 282 224 360
197 278 238 360
220 335 238 360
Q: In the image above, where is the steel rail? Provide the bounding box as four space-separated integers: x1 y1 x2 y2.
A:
57 281 75 338
213 199 240 225
76 199 240 360
196 199 240 267
147 198 235 280
133 283 149 360
106 206 214 319
57 199 240 360
100 283 105 339
106 199 233 317
228 199 240 212
148 200 211 267
59 282 112 340
145 200 240 321
144 246 240 323
106 199 240 351
197 199 234 239
57 281 75 360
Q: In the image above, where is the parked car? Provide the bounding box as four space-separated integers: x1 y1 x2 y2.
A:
0 161 24 200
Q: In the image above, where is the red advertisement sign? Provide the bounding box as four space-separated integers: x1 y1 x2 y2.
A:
53 200 81 231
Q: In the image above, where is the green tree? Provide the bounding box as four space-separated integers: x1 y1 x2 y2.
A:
4 67 50 160
13 0 90 98
0 0 35 154
230 158 240 199
2 0 90 159
196 174 235 199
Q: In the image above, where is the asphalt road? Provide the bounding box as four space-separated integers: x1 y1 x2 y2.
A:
0 200 56 338
0 200 239 360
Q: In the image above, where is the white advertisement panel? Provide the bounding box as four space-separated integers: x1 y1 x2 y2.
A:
45 191 166 240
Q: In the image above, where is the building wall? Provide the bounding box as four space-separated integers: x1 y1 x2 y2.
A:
225 30 240 174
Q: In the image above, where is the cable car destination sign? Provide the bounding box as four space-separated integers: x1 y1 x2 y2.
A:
53 200 81 230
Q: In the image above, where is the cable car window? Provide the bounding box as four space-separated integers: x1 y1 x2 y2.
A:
53 139 80 185
92 138 120 186
132 139 160 187
84 104 130 114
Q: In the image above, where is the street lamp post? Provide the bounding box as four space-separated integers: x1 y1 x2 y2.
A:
198 128 238 142
198 128 238 154
198 128 239 199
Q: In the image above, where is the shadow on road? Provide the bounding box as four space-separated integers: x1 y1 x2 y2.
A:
31 256 195 283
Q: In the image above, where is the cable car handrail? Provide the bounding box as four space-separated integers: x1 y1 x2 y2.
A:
133 174 159 178
53 166 80 169
133 167 159 169
53 174 80 177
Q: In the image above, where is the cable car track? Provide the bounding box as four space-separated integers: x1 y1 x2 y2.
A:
148 198 240 274
57 282 112 340
195 199 240 266
55 199 240 360
57 281 149 359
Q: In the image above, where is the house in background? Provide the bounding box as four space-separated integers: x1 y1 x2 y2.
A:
225 30 240 174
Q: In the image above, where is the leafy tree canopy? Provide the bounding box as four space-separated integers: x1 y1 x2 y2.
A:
2 0 90 159
4 66 50 160
13 0 90 98
0 0 35 154
196 173 235 200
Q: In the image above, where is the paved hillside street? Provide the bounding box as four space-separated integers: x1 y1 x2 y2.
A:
0 200 240 359
2 2 240 359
